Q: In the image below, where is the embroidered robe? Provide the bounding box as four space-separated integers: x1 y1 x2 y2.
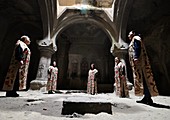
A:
3 40 31 91
46 66 58 91
114 61 129 97
128 36 158 96
87 69 98 94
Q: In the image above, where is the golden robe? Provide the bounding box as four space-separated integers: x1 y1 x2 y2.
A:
87 69 98 94
3 40 31 91
46 65 58 91
114 61 129 97
128 36 158 96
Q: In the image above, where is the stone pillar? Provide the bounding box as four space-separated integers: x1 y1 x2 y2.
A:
112 48 133 90
30 46 55 90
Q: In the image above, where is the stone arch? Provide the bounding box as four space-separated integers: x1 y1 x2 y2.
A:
52 14 118 51
52 15 116 92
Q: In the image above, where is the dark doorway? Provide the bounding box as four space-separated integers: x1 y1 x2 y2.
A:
55 22 114 91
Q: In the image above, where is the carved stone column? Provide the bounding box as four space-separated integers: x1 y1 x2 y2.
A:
30 45 55 90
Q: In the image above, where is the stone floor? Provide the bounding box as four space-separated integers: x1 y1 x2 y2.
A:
0 89 170 120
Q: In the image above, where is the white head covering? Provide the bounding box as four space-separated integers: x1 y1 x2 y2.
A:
115 57 119 61
21 35 30 42
128 31 135 37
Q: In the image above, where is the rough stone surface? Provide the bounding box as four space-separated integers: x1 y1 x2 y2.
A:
30 80 47 90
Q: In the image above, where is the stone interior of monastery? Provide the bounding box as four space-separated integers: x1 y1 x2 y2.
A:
0 0 170 95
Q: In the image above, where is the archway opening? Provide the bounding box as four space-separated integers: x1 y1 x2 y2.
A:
54 22 114 92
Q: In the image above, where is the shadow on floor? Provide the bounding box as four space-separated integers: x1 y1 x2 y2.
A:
149 102 170 109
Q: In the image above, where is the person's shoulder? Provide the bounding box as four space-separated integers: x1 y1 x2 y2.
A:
94 69 98 72
49 66 53 69
133 35 141 41
118 61 122 65
118 61 124 67
16 40 21 45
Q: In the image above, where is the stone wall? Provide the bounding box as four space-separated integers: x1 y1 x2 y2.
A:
58 0 81 6
58 0 113 7
127 0 170 95
144 17 170 95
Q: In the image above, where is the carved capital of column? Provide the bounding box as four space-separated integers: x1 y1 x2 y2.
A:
113 48 128 59
38 45 55 57
111 43 128 57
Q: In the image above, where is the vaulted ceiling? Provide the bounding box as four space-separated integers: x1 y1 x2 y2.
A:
0 0 169 43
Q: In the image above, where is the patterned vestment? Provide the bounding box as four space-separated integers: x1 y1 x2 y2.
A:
87 69 98 95
128 36 159 96
114 61 129 97
3 40 31 91
46 66 58 91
